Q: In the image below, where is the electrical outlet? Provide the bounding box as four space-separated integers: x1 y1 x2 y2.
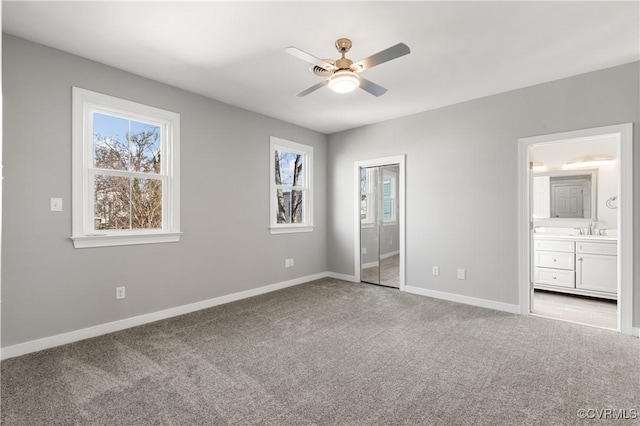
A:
290 258 294 267
457 269 466 280
432 266 439 276
116 286 126 300
50 197 62 212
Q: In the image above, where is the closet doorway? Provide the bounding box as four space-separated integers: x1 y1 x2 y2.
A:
360 164 400 287
354 156 405 290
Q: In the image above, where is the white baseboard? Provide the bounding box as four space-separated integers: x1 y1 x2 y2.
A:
1 272 328 360
327 272 358 282
380 250 399 260
633 327 639 338
404 286 520 314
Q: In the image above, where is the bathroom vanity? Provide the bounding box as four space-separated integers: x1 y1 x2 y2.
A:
533 234 617 300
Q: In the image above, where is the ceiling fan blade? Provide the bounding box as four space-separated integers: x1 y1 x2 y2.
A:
296 80 328 97
359 77 387 97
353 43 410 72
284 47 337 71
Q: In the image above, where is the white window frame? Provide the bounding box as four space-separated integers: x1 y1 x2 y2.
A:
360 168 376 226
71 87 181 248
270 136 313 234
382 169 397 224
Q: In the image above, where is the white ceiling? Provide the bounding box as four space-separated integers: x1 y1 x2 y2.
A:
3 1 639 134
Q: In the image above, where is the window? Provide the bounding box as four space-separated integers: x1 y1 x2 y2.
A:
382 169 397 223
360 168 375 225
270 137 313 234
72 87 180 248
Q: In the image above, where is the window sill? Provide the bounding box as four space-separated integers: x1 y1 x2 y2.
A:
270 225 314 235
383 221 398 226
71 232 182 248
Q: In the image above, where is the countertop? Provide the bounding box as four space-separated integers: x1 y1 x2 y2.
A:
533 234 617 242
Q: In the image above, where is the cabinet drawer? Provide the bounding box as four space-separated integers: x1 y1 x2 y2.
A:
535 267 575 288
534 251 574 270
533 239 574 253
576 241 617 256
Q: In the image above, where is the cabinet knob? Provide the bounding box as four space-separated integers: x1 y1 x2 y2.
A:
552 276 557 280
577 257 583 261
553 259 557 262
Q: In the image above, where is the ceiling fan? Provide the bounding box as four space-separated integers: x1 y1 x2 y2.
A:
284 38 410 97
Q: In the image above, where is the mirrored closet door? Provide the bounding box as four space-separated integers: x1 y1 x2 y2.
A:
360 164 400 288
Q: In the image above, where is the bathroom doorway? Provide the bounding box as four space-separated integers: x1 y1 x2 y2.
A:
354 156 405 290
518 124 633 335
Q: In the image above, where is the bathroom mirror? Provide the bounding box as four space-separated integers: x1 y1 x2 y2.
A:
533 169 597 220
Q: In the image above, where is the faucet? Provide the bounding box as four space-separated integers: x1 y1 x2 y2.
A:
588 222 596 236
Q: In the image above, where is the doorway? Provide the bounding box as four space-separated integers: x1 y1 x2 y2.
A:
518 124 633 335
360 164 400 287
354 155 406 290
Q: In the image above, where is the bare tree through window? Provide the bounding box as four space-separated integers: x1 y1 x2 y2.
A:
93 113 162 230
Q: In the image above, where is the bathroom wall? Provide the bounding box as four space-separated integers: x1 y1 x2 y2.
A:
531 136 618 230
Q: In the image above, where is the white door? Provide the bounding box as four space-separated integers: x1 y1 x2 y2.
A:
551 184 583 218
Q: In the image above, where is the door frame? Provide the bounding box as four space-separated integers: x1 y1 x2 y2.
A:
354 155 406 290
517 123 634 335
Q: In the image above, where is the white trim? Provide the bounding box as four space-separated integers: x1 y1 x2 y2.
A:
0 272 328 360
404 286 520 314
269 136 314 234
354 155 406 290
381 250 400 260
71 87 181 248
518 123 634 335
327 272 359 282
71 232 182 248
269 225 314 234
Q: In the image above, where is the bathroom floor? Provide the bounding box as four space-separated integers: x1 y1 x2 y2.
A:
532 290 617 330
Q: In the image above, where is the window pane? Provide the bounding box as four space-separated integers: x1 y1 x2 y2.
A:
291 190 304 223
94 174 131 230
383 180 392 197
383 199 393 220
93 113 129 171
361 194 368 220
276 188 290 224
130 120 161 174
131 178 163 229
275 150 304 187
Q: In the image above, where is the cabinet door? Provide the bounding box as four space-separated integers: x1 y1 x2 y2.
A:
576 254 617 294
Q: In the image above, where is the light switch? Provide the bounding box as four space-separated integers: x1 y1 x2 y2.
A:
457 269 466 280
50 198 62 212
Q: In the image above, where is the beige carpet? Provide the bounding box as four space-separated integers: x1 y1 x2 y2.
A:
2 278 639 425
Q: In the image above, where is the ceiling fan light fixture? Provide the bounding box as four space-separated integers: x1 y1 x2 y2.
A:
328 70 360 93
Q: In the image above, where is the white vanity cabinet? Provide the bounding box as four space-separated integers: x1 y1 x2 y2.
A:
533 236 617 299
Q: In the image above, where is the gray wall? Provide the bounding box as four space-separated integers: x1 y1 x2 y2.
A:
2 35 328 347
327 62 640 326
